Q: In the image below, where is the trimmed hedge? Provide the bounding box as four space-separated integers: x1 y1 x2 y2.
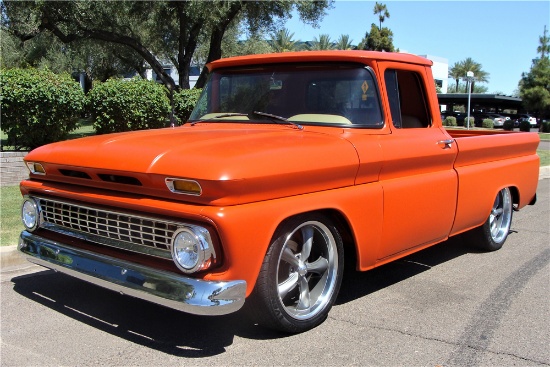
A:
463 117 475 128
1 68 85 150
482 119 494 129
88 78 171 134
173 88 203 125
443 116 457 127
519 120 531 132
541 121 550 133
503 120 514 131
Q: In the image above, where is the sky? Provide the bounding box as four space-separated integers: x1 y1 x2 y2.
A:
283 0 550 95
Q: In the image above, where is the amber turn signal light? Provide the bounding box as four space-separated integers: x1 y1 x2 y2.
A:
165 178 202 196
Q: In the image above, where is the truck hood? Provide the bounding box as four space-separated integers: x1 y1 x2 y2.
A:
25 124 360 205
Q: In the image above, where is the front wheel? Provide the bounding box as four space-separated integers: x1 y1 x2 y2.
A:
466 187 513 251
249 213 344 333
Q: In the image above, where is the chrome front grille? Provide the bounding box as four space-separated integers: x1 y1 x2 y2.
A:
36 197 178 259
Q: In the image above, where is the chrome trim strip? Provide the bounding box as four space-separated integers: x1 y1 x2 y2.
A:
18 231 246 316
42 222 173 260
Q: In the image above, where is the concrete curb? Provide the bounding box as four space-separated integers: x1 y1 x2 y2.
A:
540 165 550 180
0 245 28 272
2 167 550 273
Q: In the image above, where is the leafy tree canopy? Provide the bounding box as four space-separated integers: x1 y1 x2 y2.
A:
361 23 395 52
519 26 550 116
2 0 332 90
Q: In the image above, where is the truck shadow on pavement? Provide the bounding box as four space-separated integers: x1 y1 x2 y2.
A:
337 235 472 305
11 235 474 357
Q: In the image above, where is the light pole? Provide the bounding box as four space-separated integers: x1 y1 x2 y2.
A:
466 71 474 130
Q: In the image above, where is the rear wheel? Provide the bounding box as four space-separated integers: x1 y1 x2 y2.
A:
467 187 513 251
249 213 344 333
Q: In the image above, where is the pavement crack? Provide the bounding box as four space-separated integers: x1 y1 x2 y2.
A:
328 316 550 366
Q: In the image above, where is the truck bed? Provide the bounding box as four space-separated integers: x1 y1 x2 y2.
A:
446 128 539 236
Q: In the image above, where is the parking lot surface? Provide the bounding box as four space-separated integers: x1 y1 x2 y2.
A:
1 179 549 366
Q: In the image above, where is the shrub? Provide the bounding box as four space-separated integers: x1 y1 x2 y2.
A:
463 117 475 128
482 119 494 129
519 120 531 132
503 120 514 131
443 116 457 127
88 78 171 134
0 68 85 150
540 121 550 133
173 88 202 125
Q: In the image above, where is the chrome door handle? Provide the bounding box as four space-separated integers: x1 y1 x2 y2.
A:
438 139 454 149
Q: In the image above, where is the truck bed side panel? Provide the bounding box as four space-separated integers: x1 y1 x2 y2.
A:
450 132 539 236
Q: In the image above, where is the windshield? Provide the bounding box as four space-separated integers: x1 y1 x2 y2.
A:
189 63 383 127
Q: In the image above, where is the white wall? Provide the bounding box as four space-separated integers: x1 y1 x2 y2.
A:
420 54 449 94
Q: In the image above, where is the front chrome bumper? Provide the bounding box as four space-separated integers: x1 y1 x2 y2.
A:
18 231 246 316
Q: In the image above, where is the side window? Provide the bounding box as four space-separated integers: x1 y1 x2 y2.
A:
384 69 431 128
384 70 402 128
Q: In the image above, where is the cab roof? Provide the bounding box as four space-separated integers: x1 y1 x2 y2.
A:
207 50 433 71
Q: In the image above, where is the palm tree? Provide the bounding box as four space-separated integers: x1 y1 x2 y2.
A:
461 57 489 92
537 25 549 59
449 62 464 93
448 58 490 93
336 34 354 50
373 2 390 30
306 34 335 51
271 28 298 53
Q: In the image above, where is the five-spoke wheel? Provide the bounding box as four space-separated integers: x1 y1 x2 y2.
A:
467 187 513 251
250 214 343 333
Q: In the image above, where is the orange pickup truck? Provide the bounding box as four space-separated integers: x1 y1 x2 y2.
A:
19 51 539 333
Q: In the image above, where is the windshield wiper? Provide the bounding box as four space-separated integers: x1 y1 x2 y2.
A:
252 111 303 130
190 113 249 126
191 112 303 130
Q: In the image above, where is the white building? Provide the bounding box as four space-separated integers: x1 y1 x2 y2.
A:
419 54 449 94
145 64 200 89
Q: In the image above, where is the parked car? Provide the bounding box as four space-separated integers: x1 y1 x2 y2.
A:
515 114 538 127
473 113 506 127
441 111 467 126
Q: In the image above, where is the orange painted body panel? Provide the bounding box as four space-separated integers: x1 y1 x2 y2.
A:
447 129 540 235
20 177 384 295
21 51 540 297
24 124 359 206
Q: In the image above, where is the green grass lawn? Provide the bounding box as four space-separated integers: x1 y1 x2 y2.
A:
0 186 24 247
539 149 550 166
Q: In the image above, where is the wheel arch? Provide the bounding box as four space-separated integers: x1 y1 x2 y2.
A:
272 208 359 272
508 185 520 207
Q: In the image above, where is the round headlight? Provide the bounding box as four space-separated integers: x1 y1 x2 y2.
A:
21 197 40 231
172 228 202 272
171 226 216 274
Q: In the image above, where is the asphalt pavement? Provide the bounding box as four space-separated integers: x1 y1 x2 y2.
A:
1 176 549 366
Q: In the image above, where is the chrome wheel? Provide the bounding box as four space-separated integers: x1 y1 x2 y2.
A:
276 221 338 320
489 187 512 244
249 214 343 333
466 187 513 252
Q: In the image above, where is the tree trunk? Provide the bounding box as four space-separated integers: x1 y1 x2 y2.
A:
195 1 243 89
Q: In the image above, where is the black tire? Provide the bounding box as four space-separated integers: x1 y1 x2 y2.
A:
466 187 513 251
249 213 344 333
